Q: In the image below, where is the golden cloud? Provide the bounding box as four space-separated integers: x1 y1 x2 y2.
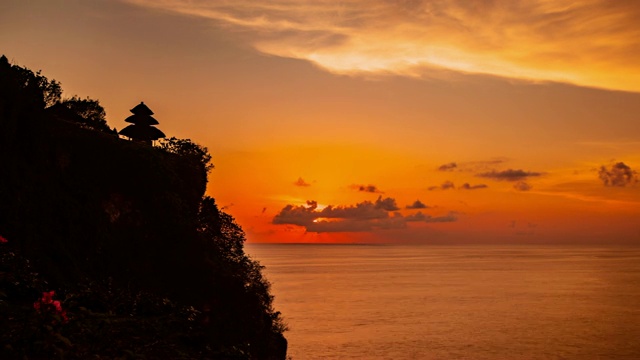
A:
125 0 640 92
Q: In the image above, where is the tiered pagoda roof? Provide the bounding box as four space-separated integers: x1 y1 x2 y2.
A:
119 102 165 145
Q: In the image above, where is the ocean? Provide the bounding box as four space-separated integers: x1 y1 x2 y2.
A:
246 244 640 360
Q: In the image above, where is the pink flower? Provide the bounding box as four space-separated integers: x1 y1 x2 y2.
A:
0 235 7 243
34 290 68 324
42 291 55 304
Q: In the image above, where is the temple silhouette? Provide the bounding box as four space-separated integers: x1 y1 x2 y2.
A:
119 102 165 145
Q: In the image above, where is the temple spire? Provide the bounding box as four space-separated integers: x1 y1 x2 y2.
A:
119 102 165 145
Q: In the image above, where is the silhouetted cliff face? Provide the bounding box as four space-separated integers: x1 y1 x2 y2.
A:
0 56 286 359
1 114 206 292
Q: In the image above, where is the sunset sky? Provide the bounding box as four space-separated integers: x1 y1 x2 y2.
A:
2 0 639 243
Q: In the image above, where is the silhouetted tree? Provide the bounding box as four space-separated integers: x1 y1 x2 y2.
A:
0 56 287 359
59 96 110 133
196 196 287 356
38 73 62 108
159 137 214 173
0 55 107 135
198 196 244 260
0 55 61 109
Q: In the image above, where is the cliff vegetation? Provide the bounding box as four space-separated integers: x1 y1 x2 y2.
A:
0 55 287 359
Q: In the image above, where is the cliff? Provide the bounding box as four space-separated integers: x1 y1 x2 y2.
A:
0 56 286 359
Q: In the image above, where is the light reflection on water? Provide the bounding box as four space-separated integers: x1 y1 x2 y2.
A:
246 244 640 360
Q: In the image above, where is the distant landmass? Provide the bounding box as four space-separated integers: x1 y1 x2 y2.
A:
0 55 287 359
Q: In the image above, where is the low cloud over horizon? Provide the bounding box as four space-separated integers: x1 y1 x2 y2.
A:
273 196 456 232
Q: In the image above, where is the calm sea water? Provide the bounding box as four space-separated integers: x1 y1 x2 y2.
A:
246 244 640 360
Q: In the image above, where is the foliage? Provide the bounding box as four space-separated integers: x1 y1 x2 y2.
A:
1 241 69 359
57 96 112 133
1 204 286 359
159 136 214 173
198 196 245 259
0 55 110 135
1 239 249 359
0 56 287 359
0 55 61 110
197 197 288 354
39 73 63 108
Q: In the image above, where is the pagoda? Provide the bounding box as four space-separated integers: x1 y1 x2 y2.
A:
119 102 166 145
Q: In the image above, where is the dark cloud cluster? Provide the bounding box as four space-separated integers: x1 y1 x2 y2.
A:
273 196 395 226
375 196 399 211
476 169 542 181
406 200 428 209
598 162 638 187
273 196 457 233
272 200 320 226
351 184 383 193
429 181 488 190
294 177 311 187
437 162 457 171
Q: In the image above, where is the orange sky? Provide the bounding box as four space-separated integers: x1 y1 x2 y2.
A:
2 0 639 243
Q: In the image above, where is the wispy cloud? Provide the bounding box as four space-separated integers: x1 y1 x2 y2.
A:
459 183 488 190
437 159 508 174
477 169 542 181
428 180 455 191
513 181 532 191
454 159 507 172
124 0 640 92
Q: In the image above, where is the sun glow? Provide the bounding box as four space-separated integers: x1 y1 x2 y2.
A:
312 217 336 223
5 0 639 244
